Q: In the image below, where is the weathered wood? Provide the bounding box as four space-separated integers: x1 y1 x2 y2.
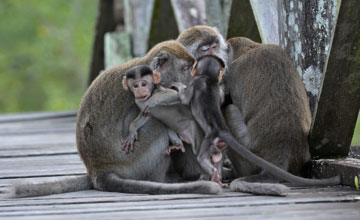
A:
227 0 261 42
309 0 360 158
171 0 207 32
311 158 360 187
124 0 154 57
250 0 279 44
0 192 359 218
1 111 360 219
0 203 359 220
349 146 360 159
104 32 132 68
204 0 232 38
278 0 338 115
0 111 76 123
147 0 179 50
88 0 117 85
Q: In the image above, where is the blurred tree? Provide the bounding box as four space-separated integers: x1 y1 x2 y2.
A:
0 0 97 113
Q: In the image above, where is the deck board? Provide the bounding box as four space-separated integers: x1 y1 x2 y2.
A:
0 110 359 219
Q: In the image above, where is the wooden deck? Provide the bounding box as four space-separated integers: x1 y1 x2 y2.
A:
0 111 359 220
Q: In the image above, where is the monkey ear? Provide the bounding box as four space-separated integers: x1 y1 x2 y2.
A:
191 60 198 75
218 68 225 82
122 76 129 90
151 52 169 72
153 69 161 84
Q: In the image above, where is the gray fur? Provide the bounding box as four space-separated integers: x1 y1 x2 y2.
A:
4 176 92 198
230 179 289 197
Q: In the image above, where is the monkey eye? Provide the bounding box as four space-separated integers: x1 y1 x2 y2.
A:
200 45 210 51
133 84 139 88
141 82 147 87
211 43 217 48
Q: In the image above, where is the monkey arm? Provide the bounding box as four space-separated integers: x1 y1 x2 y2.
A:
121 113 150 153
172 82 194 105
143 90 180 115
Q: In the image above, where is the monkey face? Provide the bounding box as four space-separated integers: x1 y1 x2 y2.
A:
198 41 220 57
127 75 154 101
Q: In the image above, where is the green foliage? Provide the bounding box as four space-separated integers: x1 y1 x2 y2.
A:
0 0 97 113
352 113 360 145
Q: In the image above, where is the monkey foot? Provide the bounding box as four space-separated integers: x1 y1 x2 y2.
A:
211 168 228 188
164 145 185 155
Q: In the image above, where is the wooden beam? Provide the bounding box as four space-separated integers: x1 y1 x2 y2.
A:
250 0 279 44
227 0 261 42
309 0 360 158
278 0 338 115
88 0 117 86
171 0 207 33
124 0 154 57
148 0 179 50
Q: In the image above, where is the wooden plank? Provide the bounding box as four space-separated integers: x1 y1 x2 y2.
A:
0 193 358 217
227 0 261 42
0 154 85 178
0 186 358 206
0 133 75 148
0 144 77 158
309 0 360 158
147 0 179 50
0 203 359 220
311 158 360 187
0 111 76 123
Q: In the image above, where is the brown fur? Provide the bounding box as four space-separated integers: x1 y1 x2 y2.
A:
226 37 312 176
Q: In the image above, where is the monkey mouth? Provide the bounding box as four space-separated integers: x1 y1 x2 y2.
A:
136 95 150 101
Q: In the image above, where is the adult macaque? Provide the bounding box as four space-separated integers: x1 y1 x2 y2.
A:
177 26 341 192
6 41 221 198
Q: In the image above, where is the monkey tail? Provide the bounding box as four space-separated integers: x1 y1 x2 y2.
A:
230 179 290 196
3 175 92 198
218 131 341 186
94 172 222 195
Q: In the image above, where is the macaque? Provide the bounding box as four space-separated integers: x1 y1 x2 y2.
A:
177 26 341 195
5 41 222 198
173 55 340 193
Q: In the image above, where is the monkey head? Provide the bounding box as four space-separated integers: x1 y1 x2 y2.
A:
177 25 228 68
192 55 225 83
123 65 160 101
148 41 196 85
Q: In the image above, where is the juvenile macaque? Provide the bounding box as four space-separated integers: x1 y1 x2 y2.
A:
173 55 340 190
122 65 224 182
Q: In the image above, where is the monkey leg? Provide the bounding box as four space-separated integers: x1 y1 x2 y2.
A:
171 143 201 181
197 135 217 178
224 104 258 177
224 104 250 147
165 129 185 155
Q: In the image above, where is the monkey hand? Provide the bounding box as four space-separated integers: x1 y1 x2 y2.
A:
170 82 186 92
142 100 159 116
121 131 138 153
